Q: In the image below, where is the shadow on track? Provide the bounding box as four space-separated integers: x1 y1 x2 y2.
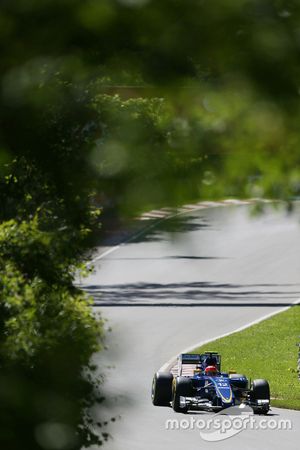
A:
96 214 211 247
80 281 300 307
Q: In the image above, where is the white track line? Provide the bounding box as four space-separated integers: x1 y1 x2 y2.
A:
88 214 174 265
159 298 300 372
87 200 254 266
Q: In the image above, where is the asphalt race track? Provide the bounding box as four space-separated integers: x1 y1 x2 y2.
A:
80 204 300 450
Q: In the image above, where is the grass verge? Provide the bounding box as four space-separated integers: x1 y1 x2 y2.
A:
193 305 300 410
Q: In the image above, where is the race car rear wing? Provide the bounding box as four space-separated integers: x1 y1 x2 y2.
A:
180 354 202 364
177 352 221 375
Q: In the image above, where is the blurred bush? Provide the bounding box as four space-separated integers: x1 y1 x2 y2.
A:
0 217 105 449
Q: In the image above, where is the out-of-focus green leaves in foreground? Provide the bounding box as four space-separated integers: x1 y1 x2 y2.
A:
1 0 300 448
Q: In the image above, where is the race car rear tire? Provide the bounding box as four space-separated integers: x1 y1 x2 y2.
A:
152 372 173 406
229 373 248 389
172 377 192 413
251 379 270 414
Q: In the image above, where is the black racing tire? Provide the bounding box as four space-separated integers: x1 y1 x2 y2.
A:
229 373 248 389
251 379 270 400
151 372 173 406
172 377 193 413
251 379 270 415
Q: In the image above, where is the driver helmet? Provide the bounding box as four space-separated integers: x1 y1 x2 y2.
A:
205 365 218 376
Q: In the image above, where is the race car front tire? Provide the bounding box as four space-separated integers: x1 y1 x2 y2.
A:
172 377 192 413
152 372 173 406
251 379 270 414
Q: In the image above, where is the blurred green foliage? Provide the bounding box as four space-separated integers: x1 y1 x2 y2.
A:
0 218 105 449
2 0 300 207
1 0 300 448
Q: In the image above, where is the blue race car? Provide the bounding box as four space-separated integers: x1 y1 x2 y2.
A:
152 352 270 414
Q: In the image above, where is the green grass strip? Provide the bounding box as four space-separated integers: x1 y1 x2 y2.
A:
192 305 300 410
